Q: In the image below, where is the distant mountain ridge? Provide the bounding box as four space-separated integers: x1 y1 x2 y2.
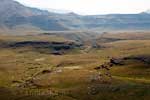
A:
0 0 150 34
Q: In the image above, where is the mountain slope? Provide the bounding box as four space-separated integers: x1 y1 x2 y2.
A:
0 0 150 34
0 0 68 31
83 13 150 31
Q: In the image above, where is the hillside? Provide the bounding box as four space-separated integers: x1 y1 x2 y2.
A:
0 0 150 100
0 32 150 100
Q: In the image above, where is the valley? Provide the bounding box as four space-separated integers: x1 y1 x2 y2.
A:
0 0 150 100
0 32 150 100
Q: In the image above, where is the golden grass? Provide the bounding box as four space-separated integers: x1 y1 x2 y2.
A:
0 34 150 100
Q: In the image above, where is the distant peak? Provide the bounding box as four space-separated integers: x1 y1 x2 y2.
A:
67 12 79 16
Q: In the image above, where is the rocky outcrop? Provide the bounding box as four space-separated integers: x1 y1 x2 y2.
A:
7 41 82 54
110 58 124 65
95 55 150 71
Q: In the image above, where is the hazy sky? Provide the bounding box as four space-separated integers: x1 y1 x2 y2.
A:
15 0 150 15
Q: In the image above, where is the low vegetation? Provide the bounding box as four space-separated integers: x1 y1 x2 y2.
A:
0 32 150 100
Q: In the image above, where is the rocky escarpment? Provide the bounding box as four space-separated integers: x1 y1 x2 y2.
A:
2 41 82 55
95 55 150 70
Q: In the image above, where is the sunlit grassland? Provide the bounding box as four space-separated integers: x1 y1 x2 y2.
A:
0 34 150 100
